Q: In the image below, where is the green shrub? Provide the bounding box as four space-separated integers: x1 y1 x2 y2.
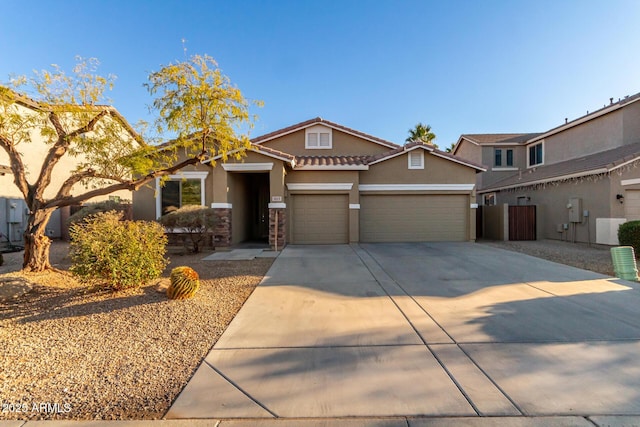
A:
167 266 200 300
618 220 640 256
159 205 216 253
67 200 131 226
69 211 168 291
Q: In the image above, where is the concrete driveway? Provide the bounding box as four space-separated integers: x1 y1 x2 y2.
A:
167 242 640 423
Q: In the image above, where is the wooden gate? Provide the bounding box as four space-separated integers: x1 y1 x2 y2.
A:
509 205 536 240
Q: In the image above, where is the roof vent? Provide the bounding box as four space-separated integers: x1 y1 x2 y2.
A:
610 97 614 105
565 118 568 124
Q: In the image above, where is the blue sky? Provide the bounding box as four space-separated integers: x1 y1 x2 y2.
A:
2 1 639 148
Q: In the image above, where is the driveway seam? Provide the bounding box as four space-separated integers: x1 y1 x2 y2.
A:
355 243 531 417
352 244 483 416
204 358 279 418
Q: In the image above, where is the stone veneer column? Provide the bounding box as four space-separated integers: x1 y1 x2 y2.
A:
269 208 286 250
212 208 232 247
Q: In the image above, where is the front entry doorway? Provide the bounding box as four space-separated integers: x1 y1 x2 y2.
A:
245 173 269 242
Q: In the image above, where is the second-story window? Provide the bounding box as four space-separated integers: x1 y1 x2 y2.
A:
495 148 514 167
506 149 513 166
528 142 543 167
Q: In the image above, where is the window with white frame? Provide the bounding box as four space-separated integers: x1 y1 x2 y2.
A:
483 193 496 206
408 150 424 169
528 142 543 167
305 125 332 149
161 180 201 214
156 172 208 218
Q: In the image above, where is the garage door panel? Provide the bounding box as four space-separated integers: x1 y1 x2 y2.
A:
360 195 467 242
292 194 348 244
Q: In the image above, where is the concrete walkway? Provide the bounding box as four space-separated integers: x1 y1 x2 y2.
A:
160 242 640 424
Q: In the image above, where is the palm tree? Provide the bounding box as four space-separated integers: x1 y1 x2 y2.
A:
406 122 437 147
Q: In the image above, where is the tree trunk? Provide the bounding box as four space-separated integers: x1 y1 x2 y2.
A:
23 209 55 272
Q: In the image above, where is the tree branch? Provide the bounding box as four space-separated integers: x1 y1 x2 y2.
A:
33 110 108 202
0 134 32 201
54 168 128 200
43 156 202 209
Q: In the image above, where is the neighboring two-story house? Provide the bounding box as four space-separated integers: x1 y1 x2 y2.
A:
134 117 485 248
453 92 640 244
0 93 137 243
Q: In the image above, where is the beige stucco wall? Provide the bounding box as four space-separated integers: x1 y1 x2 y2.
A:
361 151 477 185
261 128 393 156
540 110 624 165
454 141 482 164
483 204 508 241
487 177 612 243
211 150 287 204
623 101 640 144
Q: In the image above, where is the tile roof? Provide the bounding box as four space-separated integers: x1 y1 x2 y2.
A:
295 155 369 167
460 133 542 145
251 117 401 149
480 142 640 192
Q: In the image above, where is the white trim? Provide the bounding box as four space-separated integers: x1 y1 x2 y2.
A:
408 150 424 169
268 202 286 209
155 171 209 219
211 203 232 209
610 155 640 173
222 162 274 171
349 204 360 209
168 171 209 179
526 141 545 168
295 165 369 170
491 167 519 172
205 147 295 166
359 184 475 192
479 168 608 193
287 183 353 191
622 178 640 186
470 203 479 209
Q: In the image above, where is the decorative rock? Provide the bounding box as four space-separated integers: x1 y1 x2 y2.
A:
0 277 33 301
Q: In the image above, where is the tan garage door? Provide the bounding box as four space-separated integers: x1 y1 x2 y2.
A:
291 194 349 244
625 190 640 221
360 194 467 242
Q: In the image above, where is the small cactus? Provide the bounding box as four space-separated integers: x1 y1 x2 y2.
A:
167 266 200 300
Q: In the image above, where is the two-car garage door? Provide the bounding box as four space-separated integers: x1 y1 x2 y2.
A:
290 193 468 244
359 194 468 242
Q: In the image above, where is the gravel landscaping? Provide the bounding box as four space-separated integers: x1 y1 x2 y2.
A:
0 242 273 420
481 239 615 276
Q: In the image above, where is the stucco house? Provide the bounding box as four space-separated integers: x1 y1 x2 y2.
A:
133 117 485 248
0 92 138 242
452 92 640 245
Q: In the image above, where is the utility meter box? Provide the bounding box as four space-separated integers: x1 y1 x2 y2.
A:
6 198 23 224
568 197 583 223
